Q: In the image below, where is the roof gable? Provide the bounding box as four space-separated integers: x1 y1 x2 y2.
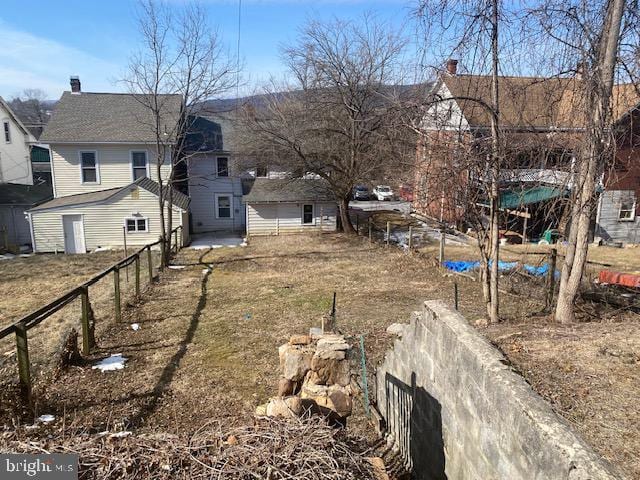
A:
0 97 36 141
40 92 183 144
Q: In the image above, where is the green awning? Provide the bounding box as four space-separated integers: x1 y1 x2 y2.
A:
499 186 567 209
30 145 50 163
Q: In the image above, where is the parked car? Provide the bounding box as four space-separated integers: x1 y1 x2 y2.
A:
373 185 394 201
352 185 370 201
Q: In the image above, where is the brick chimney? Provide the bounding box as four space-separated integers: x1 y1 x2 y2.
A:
446 59 458 75
70 76 81 94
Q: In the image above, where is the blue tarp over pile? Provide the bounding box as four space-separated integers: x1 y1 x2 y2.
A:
443 260 557 277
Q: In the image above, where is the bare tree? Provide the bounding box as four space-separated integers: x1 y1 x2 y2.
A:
9 89 52 137
236 16 414 233
123 0 236 264
528 0 630 323
414 0 507 323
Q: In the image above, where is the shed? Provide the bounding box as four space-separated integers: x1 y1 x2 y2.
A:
28 177 190 253
0 183 52 250
243 178 338 236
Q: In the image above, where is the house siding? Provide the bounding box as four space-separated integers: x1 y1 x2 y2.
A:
50 143 172 198
31 186 186 252
246 202 337 236
187 154 245 233
0 102 33 185
596 190 640 244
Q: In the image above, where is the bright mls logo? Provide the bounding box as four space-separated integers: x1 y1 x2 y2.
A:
1 454 78 479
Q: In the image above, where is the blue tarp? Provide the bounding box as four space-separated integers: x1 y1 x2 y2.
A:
443 260 558 278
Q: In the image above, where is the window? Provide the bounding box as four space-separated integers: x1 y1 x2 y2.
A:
3 120 10 143
80 151 98 183
125 217 148 233
131 151 148 180
619 199 636 221
217 157 229 177
256 166 267 177
302 204 314 224
216 195 232 218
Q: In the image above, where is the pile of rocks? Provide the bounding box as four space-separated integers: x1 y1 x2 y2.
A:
257 332 354 423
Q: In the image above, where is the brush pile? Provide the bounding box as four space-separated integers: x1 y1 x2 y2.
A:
1 416 379 479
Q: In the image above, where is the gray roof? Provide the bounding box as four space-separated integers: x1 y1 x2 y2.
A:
40 92 183 143
243 178 335 203
29 177 189 212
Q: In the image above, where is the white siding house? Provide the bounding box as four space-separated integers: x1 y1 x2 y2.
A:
0 97 35 185
32 77 188 253
244 178 337 236
29 178 189 253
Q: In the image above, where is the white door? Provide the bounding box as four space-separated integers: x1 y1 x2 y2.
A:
63 215 86 254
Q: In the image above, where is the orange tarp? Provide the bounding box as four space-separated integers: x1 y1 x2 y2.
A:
598 270 640 289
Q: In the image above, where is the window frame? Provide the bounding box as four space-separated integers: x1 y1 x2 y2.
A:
124 216 149 233
130 150 150 181
3 119 10 143
216 156 229 177
78 150 100 184
215 194 233 219
618 199 636 222
302 203 315 225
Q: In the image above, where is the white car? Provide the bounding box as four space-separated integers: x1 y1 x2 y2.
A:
373 185 394 201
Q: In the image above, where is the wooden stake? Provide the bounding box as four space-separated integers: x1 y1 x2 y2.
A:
439 226 446 265
123 226 129 282
15 321 31 404
454 282 459 310
368 218 372 243
320 207 324 231
80 286 94 355
408 225 413 251
386 221 391 246
147 246 153 283
174 229 179 253
114 267 121 322
135 254 140 297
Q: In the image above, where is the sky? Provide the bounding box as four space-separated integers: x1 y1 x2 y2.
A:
0 0 416 101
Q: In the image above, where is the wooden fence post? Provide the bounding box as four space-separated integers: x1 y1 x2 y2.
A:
135 254 140 297
546 248 557 308
368 218 372 243
15 321 31 403
114 267 121 322
147 246 153 283
80 286 95 355
386 221 391 246
439 226 446 265
454 282 459 310
174 229 179 253
408 225 413 252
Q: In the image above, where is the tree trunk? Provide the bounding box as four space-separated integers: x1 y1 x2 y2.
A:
156 156 167 269
339 197 355 234
555 0 625 323
488 0 500 323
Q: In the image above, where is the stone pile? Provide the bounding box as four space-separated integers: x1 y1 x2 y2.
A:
256 332 354 422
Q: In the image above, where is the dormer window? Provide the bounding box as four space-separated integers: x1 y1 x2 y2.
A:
80 151 99 183
131 151 149 180
217 157 229 177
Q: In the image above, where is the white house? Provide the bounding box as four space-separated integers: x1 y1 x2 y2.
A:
0 97 35 185
243 178 337 236
29 77 190 253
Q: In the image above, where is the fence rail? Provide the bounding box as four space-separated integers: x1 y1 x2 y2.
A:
0 226 183 404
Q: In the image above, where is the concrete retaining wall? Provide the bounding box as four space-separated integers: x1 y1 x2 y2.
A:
376 300 621 480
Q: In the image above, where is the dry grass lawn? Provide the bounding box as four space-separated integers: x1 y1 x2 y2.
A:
2 234 638 478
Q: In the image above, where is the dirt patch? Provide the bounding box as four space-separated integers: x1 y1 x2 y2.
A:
2 234 637 478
